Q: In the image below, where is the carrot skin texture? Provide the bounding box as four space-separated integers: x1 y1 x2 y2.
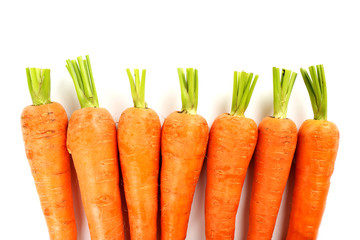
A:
117 107 161 240
205 113 258 240
67 107 124 240
247 116 297 240
21 102 77 240
161 111 209 240
286 120 339 240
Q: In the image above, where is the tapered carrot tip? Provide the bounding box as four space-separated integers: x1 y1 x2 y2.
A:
65 55 124 239
161 111 209 240
286 119 339 240
118 107 161 240
67 107 125 240
247 116 297 240
286 64 340 239
205 113 258 240
205 70 259 240
21 102 77 240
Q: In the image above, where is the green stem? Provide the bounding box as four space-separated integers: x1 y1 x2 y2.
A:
273 67 297 119
26 68 51 106
300 64 327 120
178 68 198 114
66 55 99 108
230 70 259 117
126 69 147 108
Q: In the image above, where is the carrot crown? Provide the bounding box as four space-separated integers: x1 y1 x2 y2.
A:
273 67 297 119
126 69 147 108
178 68 198 114
66 55 99 108
300 64 327 120
26 68 51 106
230 71 258 117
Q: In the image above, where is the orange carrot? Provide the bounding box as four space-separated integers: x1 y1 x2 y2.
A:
66 55 124 240
205 71 258 240
286 65 339 240
161 68 209 240
117 69 161 240
247 67 298 240
21 68 77 240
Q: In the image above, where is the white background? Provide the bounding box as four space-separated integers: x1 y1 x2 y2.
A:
1 1 359 239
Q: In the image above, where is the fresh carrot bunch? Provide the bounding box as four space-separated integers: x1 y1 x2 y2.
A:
161 68 209 240
21 68 77 240
205 70 258 240
21 61 340 240
66 55 125 240
286 65 339 240
247 67 298 240
118 69 161 240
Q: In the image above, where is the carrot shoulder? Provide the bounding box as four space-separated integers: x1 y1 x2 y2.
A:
66 56 124 240
286 65 339 239
161 68 209 240
205 71 258 240
21 68 76 240
117 69 161 240
247 67 298 240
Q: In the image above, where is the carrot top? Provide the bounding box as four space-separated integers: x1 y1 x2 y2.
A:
66 55 99 108
177 68 198 114
273 67 297 119
230 71 258 117
26 68 51 106
126 69 147 108
300 64 327 120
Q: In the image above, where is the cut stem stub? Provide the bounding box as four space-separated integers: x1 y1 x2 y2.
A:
273 67 297 119
230 71 259 117
300 64 327 120
66 55 99 108
126 69 147 108
178 68 198 114
26 68 51 106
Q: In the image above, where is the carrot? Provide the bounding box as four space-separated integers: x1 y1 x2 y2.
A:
247 67 298 240
21 68 77 240
205 71 259 240
286 65 339 240
117 69 161 240
160 68 209 240
66 55 124 240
